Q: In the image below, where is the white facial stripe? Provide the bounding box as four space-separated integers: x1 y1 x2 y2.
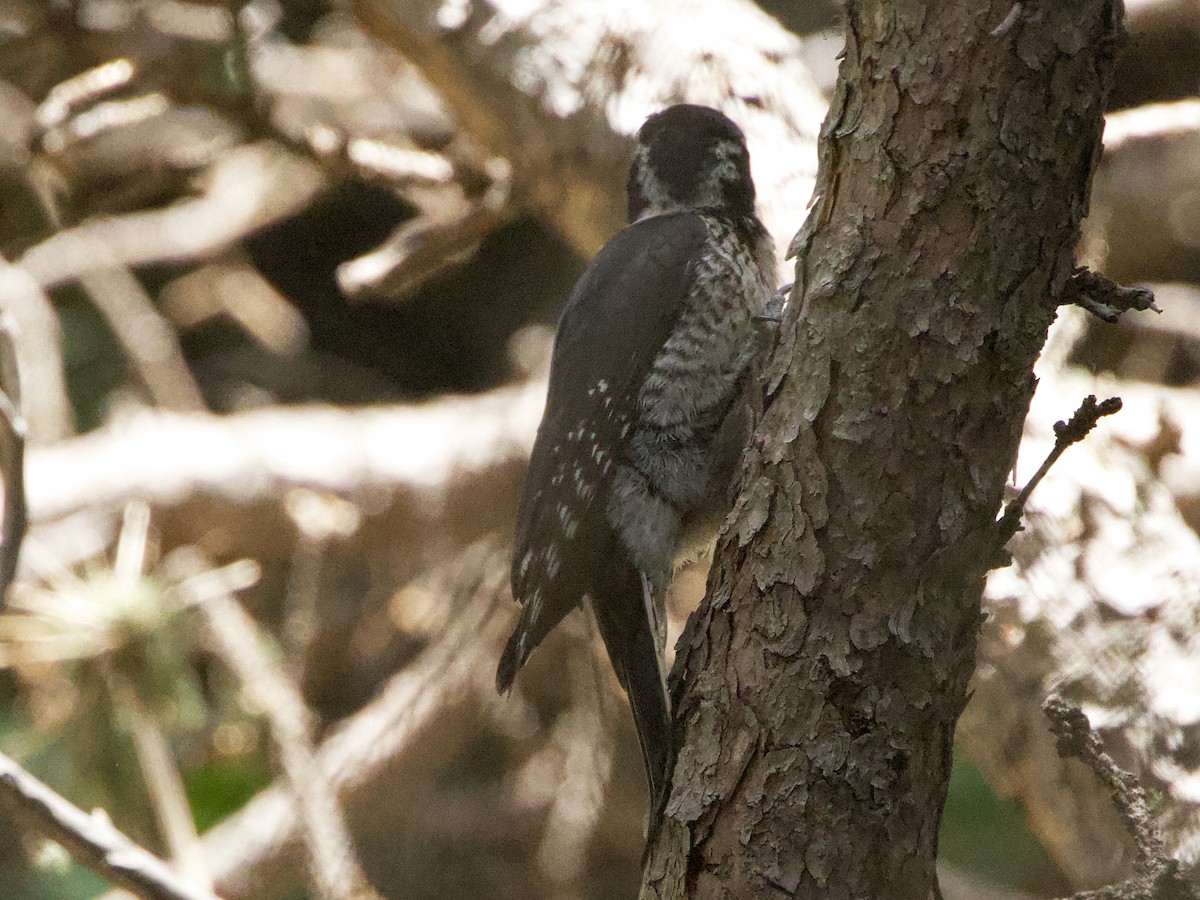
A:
635 145 677 220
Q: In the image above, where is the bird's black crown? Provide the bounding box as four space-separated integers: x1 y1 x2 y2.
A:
627 104 756 222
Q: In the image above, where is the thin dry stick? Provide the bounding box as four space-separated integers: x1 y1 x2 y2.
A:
0 750 224 900
189 579 381 900
0 256 73 444
18 144 324 291
1044 698 1198 900
202 546 510 895
108 672 216 892
79 266 207 411
995 394 1124 546
0 315 27 601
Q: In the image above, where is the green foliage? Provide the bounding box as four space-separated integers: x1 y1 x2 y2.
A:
6 858 110 900
184 749 273 833
941 754 1068 895
56 291 124 432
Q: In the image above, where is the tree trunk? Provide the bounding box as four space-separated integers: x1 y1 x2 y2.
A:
643 3 1124 898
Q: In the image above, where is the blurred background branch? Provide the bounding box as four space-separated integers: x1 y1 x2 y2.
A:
0 749 223 900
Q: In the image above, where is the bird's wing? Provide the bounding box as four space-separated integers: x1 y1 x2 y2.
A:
497 212 708 690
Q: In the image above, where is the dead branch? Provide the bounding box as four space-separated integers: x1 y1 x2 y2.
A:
183 556 381 900
201 545 510 899
0 256 73 444
158 257 308 357
78 264 207 412
17 142 325 291
336 168 515 299
24 380 544 524
352 0 824 266
0 749 224 900
1062 270 1158 325
1045 697 1198 900
994 394 1123 547
108 667 214 892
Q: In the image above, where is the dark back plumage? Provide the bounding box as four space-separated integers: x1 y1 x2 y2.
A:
498 212 708 690
497 104 769 822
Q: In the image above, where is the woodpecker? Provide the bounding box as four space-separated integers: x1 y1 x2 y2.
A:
497 104 776 818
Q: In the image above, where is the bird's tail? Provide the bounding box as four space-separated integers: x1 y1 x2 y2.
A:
591 556 673 826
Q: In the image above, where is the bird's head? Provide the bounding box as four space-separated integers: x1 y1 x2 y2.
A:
627 104 756 222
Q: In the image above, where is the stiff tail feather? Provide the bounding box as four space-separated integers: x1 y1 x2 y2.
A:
591 556 673 828
496 629 523 695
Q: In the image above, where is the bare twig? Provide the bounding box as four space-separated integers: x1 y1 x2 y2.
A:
0 315 27 603
18 143 325 291
994 395 1123 547
202 545 510 898
1062 268 1158 324
158 259 309 356
109 671 214 892
78 265 208 412
183 556 381 900
0 750 224 900
337 168 514 299
35 58 139 132
1045 698 1164 866
0 256 73 444
1044 698 1198 900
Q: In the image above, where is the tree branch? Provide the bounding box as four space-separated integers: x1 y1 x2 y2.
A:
184 561 382 900
1045 698 1198 900
993 394 1123 548
0 750 224 900
352 0 824 268
1061 268 1158 325
201 546 510 898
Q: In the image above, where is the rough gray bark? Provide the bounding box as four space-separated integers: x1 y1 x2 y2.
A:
643 3 1124 898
